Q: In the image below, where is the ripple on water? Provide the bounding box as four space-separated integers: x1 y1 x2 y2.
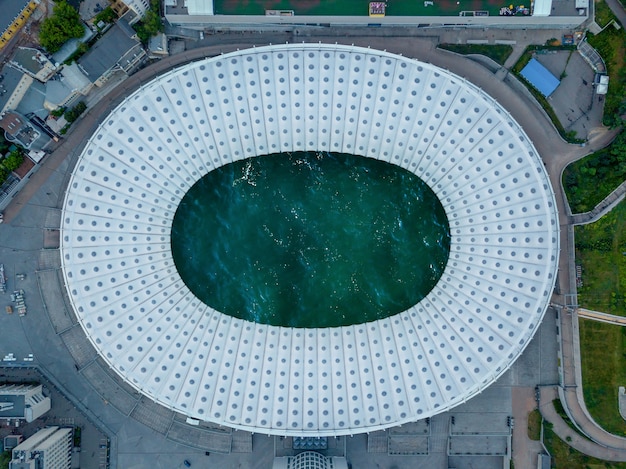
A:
171 151 451 328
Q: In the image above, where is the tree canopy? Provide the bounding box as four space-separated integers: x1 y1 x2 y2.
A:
3 149 24 172
133 0 163 43
39 1 84 53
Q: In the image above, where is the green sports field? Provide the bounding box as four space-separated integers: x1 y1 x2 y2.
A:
213 0 508 16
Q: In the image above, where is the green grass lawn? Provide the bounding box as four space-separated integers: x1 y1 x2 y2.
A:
543 423 626 468
575 199 626 315
595 0 617 28
527 409 541 440
214 0 505 16
438 44 513 65
563 131 626 214
579 319 626 436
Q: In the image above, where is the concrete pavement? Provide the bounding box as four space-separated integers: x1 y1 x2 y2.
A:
578 308 626 326
605 0 626 28
540 386 626 461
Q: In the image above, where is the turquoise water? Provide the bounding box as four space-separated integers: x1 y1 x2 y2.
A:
171 152 450 328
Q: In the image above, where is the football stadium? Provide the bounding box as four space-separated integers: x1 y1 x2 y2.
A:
61 43 559 436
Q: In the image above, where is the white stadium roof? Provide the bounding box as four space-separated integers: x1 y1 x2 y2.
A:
61 44 559 436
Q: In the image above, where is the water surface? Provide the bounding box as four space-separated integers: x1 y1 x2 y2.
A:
171 151 450 327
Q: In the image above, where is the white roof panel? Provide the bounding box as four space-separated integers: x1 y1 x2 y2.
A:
61 44 559 436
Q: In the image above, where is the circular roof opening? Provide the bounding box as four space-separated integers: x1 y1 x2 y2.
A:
171 151 450 328
61 44 559 436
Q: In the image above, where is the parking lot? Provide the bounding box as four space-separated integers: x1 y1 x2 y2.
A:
535 49 603 141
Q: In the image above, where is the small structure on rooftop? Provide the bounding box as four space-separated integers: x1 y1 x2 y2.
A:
10 47 57 82
148 32 169 59
3 435 23 451
0 384 51 423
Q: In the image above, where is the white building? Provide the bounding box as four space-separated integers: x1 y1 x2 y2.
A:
110 0 149 19
10 426 72 469
0 384 51 423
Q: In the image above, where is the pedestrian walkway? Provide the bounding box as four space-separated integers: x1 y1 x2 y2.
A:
605 0 626 29
540 386 626 461
570 178 626 225
578 308 626 326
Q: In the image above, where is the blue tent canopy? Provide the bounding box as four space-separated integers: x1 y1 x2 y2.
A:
520 58 560 97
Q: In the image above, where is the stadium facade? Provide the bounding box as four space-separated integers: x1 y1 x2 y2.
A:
61 44 559 436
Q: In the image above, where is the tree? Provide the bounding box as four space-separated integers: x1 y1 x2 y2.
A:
64 101 87 123
94 6 117 25
0 450 11 469
3 149 24 172
39 1 85 53
133 0 163 43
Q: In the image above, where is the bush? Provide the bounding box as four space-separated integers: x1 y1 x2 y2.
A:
0 450 11 469
50 107 66 118
39 1 85 53
64 101 87 124
94 6 117 24
3 150 24 172
587 28 626 127
563 129 626 213
0 166 9 184
133 0 163 43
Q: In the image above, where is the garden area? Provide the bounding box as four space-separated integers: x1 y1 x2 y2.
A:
39 1 85 53
575 199 626 315
563 130 626 214
543 421 626 468
580 318 626 436
0 149 25 186
575 199 626 435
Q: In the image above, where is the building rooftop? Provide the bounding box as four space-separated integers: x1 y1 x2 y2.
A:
10 47 56 81
0 394 25 418
15 79 45 116
77 21 140 80
61 44 560 437
0 65 26 113
0 0 30 38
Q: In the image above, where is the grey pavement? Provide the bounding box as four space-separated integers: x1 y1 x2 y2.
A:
0 28 619 468
605 0 626 28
